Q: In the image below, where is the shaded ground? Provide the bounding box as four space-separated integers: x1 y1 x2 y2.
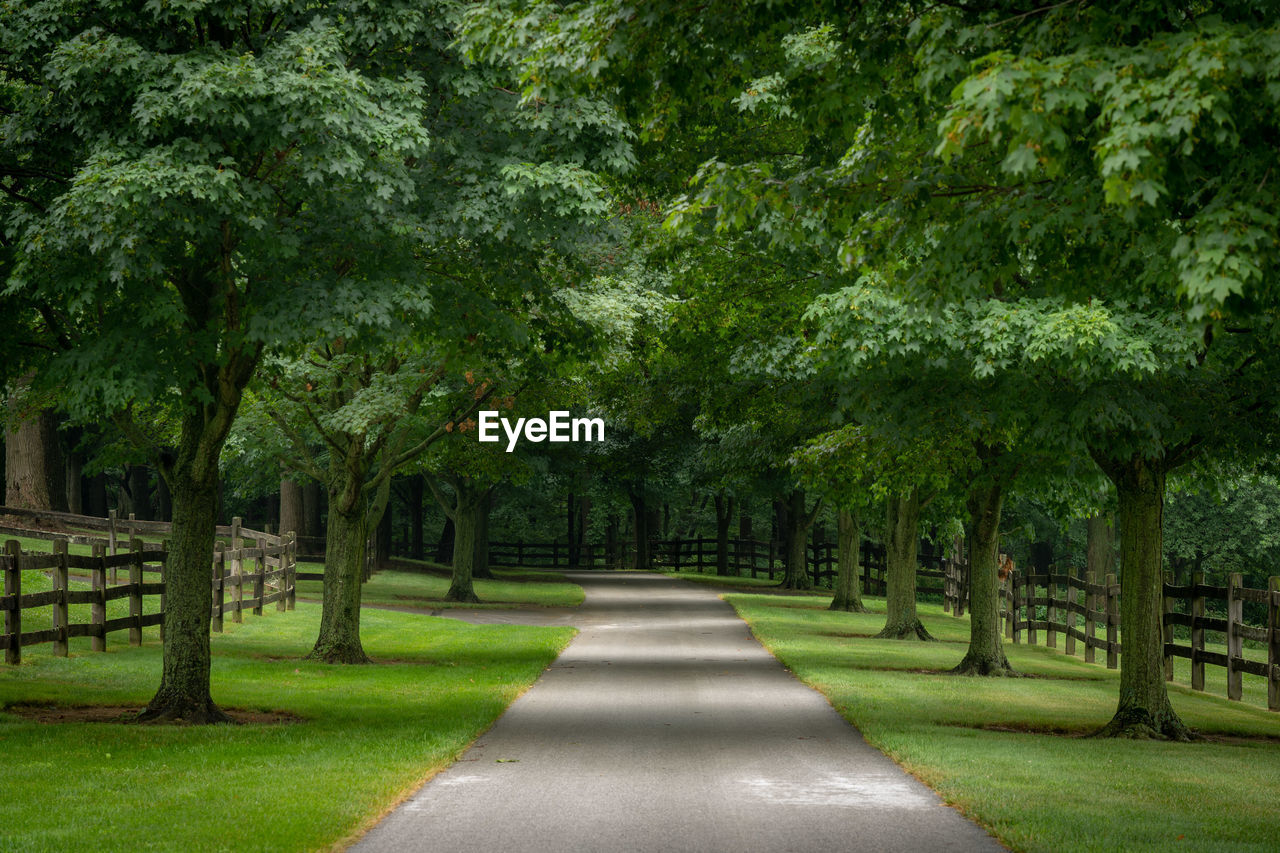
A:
354 572 1002 853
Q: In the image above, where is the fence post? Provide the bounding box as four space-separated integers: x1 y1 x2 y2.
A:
672 537 681 572
943 559 953 614
108 509 119 557
253 548 265 617
1267 576 1278 712
1191 571 1205 691
129 538 143 646
551 542 559 569
1047 572 1058 649
1064 569 1076 657
1084 572 1097 664
212 544 225 633
1227 572 1243 702
1001 571 1011 641
1162 571 1174 682
1027 573 1037 646
516 542 524 567
1106 573 1119 670
1011 571 1021 644
53 540 69 657
231 543 244 624
91 542 107 652
5 540 21 665
287 532 297 611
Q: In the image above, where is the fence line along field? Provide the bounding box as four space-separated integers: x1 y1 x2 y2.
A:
0 506 298 663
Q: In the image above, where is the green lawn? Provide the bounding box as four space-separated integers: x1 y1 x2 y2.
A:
297 564 585 609
0 603 574 852
725 591 1280 853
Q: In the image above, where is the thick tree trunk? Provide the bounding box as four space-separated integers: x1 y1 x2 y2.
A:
4 399 66 511
780 490 814 590
472 490 493 580
308 491 370 664
65 451 83 514
280 478 304 540
830 508 866 612
155 469 172 522
1093 455 1191 740
448 491 481 602
877 488 932 640
631 489 651 570
714 492 734 576
139 418 231 723
953 479 1014 674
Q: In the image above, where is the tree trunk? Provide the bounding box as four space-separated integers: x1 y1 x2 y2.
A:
1087 511 1115 588
4 398 66 511
448 488 481 602
472 490 493 580
780 490 814 590
1093 455 1191 740
139 416 233 723
127 465 153 520
375 504 392 570
953 478 1014 674
308 483 370 664
302 480 323 539
714 492 734 576
830 508 866 612
280 478 304 540
409 476 424 560
436 514 455 564
631 489 651 570
155 468 172 522
876 488 932 640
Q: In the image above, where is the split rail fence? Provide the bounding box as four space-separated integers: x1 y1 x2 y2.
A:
488 536 970 613
1003 567 1280 711
0 505 297 664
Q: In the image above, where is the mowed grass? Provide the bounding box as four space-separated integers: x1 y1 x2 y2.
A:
0 603 574 853
724 591 1280 853
297 563 585 609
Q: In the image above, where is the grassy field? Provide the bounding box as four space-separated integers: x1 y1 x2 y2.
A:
0 603 574 852
296 563 585 609
724 590 1280 853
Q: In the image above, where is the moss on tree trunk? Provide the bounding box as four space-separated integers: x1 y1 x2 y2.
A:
448 495 480 602
308 499 370 663
876 488 933 640
952 478 1015 675
139 418 231 723
830 508 866 612
1093 455 1193 740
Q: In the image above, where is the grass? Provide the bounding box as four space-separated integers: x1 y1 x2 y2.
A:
724 589 1280 853
0 603 574 852
297 563 585 610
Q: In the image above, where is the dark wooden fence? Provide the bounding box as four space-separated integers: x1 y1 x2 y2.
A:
488 536 970 612
1004 566 1280 711
0 507 296 664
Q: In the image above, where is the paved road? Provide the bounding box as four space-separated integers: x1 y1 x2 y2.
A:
353 572 1003 853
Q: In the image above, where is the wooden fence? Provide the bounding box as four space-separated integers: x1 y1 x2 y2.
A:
1004 567 1280 711
487 536 970 612
0 506 296 664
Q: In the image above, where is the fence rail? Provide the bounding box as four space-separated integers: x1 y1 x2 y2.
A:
0 507 297 664
485 536 969 612
1003 567 1280 711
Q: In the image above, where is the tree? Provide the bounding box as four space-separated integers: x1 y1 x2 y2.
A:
2 5 430 719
